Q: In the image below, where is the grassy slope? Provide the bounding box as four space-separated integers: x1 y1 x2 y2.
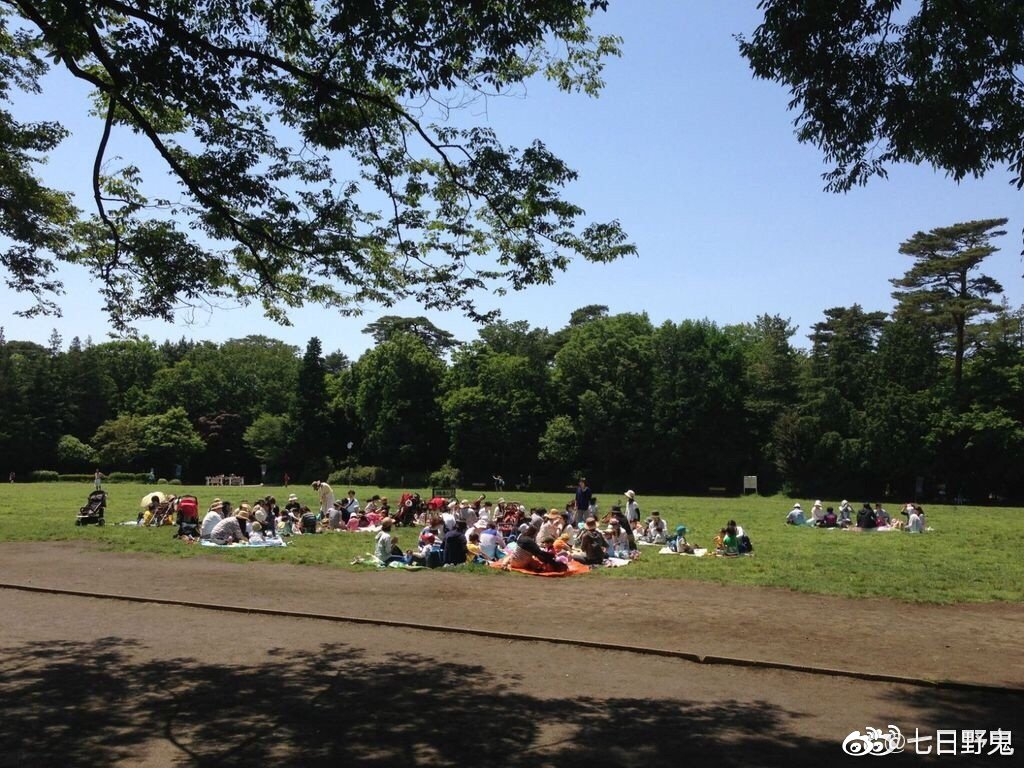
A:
0 482 1020 604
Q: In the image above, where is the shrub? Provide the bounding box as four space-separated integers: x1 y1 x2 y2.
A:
428 462 462 489
168 479 182 485
58 474 94 482
28 470 59 482
327 465 387 487
157 478 169 484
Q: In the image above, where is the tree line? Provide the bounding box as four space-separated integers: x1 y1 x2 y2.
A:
1 219 1021 501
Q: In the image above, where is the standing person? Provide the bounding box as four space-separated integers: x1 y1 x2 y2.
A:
283 472 290 487
147 467 156 483
93 468 104 491
311 480 335 518
574 478 592 523
8 471 14 484
624 490 640 526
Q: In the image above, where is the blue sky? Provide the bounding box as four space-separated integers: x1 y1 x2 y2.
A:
3 1 1021 354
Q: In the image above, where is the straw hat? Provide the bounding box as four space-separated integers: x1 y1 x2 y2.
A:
624 490 636 500
236 508 251 521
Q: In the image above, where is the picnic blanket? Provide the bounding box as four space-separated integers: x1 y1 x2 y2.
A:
658 547 708 557
200 539 287 548
487 558 591 577
604 557 633 567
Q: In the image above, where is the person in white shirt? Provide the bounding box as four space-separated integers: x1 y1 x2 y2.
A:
248 521 266 543
200 501 227 540
645 511 667 543
786 503 806 525
604 519 631 558
624 490 640 525
442 502 458 532
808 500 825 525
478 521 506 559
312 480 335 516
536 510 564 543
343 490 360 522
906 506 926 533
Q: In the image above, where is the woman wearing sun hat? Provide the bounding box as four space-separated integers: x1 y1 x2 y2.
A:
624 490 640 527
210 505 250 544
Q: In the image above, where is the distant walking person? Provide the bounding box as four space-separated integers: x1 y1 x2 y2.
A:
493 474 505 492
8 471 14 484
94 469 104 490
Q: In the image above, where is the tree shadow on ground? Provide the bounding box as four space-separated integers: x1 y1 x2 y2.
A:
1 638 1018 767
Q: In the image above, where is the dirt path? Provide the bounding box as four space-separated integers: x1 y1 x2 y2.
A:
3 588 1021 767
2 542 1022 688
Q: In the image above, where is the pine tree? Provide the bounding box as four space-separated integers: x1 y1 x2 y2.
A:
891 218 1006 403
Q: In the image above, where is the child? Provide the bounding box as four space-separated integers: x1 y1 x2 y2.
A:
721 524 740 556
466 531 488 563
713 528 726 551
248 521 265 544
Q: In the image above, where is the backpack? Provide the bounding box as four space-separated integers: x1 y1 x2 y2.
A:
738 535 753 554
425 546 444 569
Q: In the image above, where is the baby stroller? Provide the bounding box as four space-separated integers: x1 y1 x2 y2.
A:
76 490 107 526
398 492 422 526
174 495 200 538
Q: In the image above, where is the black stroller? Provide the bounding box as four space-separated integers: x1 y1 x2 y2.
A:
76 490 107 526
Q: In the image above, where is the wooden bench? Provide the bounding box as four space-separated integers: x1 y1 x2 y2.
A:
707 486 728 495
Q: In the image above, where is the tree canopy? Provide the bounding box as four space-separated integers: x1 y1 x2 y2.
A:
0 0 633 329
740 1 1024 192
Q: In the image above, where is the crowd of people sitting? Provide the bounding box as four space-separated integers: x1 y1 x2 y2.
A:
167 479 754 568
785 499 928 532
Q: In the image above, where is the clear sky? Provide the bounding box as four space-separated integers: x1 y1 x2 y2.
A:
3 1 1021 354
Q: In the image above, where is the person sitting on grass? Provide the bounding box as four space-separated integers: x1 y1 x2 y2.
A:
573 516 607 565
200 501 228 540
479 519 506 560
785 503 806 526
507 524 566 573
374 519 404 564
537 509 564 543
874 502 891 526
721 524 740 556
906 505 926 533
467 531 488 563
822 506 838 528
669 525 696 554
248 521 266 544
838 500 854 528
604 519 631 559
443 520 468 566
808 500 825 526
713 527 727 551
856 502 878 530
639 511 667 543
210 507 250 545
726 519 753 553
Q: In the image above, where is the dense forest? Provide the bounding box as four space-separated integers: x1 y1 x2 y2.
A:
1 220 1021 500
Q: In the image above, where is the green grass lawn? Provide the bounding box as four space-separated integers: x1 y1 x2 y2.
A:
0 482 1021 604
